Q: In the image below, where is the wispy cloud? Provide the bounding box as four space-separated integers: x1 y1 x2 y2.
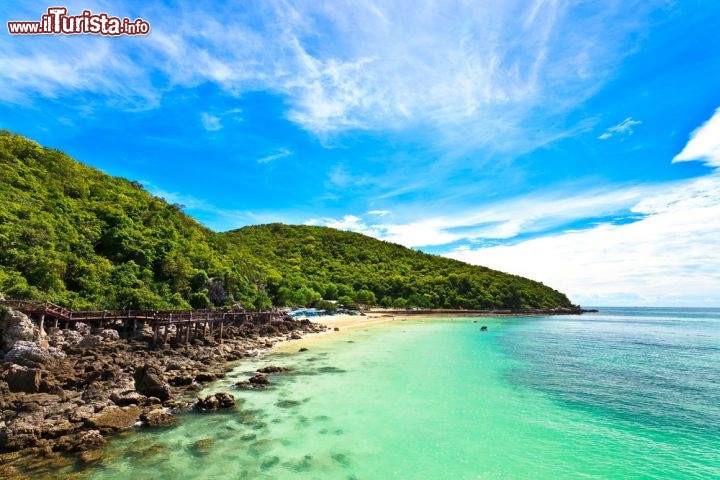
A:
672 107 720 167
310 183 650 248
257 148 292 164
0 1 660 151
447 108 720 306
447 173 720 306
200 112 222 131
367 210 391 216
598 117 642 140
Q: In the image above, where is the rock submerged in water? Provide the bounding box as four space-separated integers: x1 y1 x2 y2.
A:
235 372 271 389
194 392 236 411
257 365 287 374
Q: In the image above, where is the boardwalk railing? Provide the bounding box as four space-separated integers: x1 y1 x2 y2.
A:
0 299 285 345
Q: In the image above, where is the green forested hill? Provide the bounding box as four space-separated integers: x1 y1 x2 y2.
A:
226 224 572 310
0 131 573 311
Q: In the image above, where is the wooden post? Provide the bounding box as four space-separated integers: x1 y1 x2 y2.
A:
153 314 159 344
219 313 224 344
164 313 171 345
39 314 45 337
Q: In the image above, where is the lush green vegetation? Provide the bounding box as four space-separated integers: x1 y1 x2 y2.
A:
0 131 574 311
226 224 572 310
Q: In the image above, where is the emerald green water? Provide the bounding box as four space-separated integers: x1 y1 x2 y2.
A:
75 309 718 479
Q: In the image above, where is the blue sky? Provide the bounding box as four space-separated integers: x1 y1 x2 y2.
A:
2 1 720 306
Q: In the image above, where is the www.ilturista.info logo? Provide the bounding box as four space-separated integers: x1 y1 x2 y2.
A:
7 7 150 36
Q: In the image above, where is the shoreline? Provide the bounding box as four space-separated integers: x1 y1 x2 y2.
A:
269 309 537 353
270 312 395 354
0 310 326 476
0 307 587 476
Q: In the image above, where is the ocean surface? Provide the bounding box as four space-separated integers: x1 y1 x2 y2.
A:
69 308 719 479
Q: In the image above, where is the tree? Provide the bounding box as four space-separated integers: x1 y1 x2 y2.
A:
355 289 376 307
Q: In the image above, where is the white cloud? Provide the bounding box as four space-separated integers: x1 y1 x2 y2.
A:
672 107 720 167
446 173 720 306
367 210 391 216
200 112 222 131
598 117 642 140
447 109 720 306
0 1 658 149
311 183 650 248
257 148 292 164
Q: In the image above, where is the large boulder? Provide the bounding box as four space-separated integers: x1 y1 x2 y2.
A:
77 335 104 349
2 310 39 351
74 322 91 335
99 329 120 341
87 405 141 431
133 364 171 401
75 430 107 451
4 364 40 393
47 329 83 348
194 392 236 411
4 340 65 368
142 408 177 427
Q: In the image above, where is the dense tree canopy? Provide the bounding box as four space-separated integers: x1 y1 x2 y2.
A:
0 131 574 311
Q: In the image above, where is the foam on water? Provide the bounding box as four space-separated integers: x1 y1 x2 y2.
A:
66 309 718 479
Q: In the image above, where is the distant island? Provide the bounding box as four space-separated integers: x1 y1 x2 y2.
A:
0 130 576 313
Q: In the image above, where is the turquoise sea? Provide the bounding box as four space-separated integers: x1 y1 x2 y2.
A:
74 308 718 479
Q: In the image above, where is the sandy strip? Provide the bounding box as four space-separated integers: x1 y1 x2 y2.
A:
270 312 400 353
271 311 491 353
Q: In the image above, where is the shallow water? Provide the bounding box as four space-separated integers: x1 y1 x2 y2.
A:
67 308 718 479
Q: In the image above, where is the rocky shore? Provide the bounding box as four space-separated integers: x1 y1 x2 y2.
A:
0 308 325 477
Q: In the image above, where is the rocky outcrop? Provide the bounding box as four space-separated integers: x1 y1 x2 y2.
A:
77 334 105 349
4 365 40 393
142 408 176 427
235 372 271 389
133 363 171 401
0 306 327 468
87 405 141 432
4 340 65 368
257 365 288 374
73 430 107 452
194 392 236 411
2 310 40 351
98 329 120 341
47 329 83 348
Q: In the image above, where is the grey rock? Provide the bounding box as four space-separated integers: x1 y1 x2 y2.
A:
77 335 104 349
3 310 39 350
4 340 66 368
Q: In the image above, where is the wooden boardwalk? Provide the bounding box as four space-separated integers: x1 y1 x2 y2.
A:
1 299 285 345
